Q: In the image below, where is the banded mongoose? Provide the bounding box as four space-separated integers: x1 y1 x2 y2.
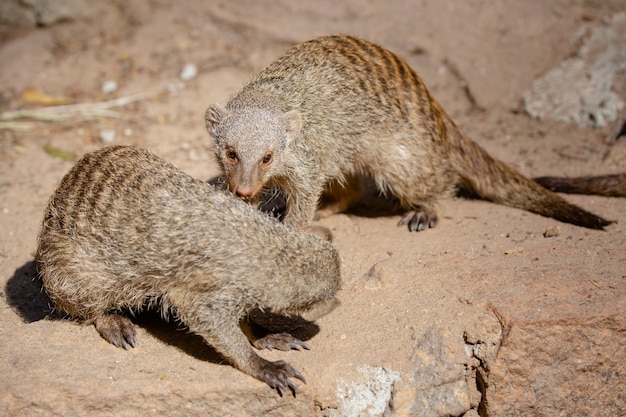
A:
205 34 613 231
36 145 341 396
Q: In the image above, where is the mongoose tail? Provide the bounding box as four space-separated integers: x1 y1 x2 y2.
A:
445 115 614 229
534 174 626 198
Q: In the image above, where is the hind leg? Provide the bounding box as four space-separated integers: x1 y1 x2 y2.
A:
370 164 446 232
94 313 137 350
241 320 310 351
316 175 366 219
252 333 310 352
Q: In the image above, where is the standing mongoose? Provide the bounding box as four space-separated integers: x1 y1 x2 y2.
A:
36 145 341 396
205 34 613 232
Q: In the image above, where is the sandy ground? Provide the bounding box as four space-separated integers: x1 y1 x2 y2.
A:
1 1 625 416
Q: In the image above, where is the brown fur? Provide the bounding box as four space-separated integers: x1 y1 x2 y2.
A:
206 34 613 231
36 145 341 396
534 174 626 197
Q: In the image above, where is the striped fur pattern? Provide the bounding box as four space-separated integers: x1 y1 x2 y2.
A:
206 34 613 231
36 145 341 395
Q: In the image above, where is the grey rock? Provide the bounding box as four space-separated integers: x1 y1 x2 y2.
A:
522 12 626 128
22 0 97 26
331 365 401 417
0 0 36 27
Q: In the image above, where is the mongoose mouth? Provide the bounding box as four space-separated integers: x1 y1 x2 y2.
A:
237 192 262 206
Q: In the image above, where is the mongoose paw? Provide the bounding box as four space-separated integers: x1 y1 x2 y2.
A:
302 225 333 242
398 210 438 231
94 314 137 350
253 333 310 351
259 359 306 397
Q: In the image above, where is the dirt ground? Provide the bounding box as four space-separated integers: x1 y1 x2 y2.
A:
1 1 625 416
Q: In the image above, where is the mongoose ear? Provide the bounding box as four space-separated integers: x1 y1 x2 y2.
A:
282 110 302 143
205 104 228 135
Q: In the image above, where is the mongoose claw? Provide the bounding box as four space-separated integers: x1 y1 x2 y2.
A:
94 314 137 350
260 360 307 397
398 210 438 232
254 333 310 351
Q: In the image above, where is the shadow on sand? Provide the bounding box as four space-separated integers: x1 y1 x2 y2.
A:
5 260 321 366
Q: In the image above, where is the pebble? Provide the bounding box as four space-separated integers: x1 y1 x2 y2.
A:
101 80 118 95
363 260 396 290
543 225 561 238
179 63 198 81
99 129 116 144
504 246 524 255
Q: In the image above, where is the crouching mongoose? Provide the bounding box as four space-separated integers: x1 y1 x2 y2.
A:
36 145 341 396
205 34 613 232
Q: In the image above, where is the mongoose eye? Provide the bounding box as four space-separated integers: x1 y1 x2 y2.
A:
261 153 273 165
225 149 238 161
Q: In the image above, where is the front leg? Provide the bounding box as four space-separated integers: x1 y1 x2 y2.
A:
281 176 325 230
193 318 307 397
315 174 366 219
171 289 308 396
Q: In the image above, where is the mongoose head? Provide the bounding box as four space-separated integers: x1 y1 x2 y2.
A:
206 101 302 200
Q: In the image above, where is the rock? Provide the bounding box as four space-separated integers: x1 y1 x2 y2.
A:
179 63 198 81
504 247 524 255
462 409 480 417
0 0 37 27
98 129 116 144
330 365 401 417
101 80 118 95
392 309 502 417
393 328 474 417
484 316 626 416
363 259 397 290
543 225 560 238
21 0 98 26
522 12 626 128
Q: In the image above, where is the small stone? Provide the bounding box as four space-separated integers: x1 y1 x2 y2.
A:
543 225 561 238
504 247 524 255
363 260 396 290
179 63 198 81
101 80 118 95
99 129 116 144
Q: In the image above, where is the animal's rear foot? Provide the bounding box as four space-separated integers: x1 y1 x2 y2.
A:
302 225 333 242
94 314 137 349
257 359 306 397
398 211 438 231
253 333 310 351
